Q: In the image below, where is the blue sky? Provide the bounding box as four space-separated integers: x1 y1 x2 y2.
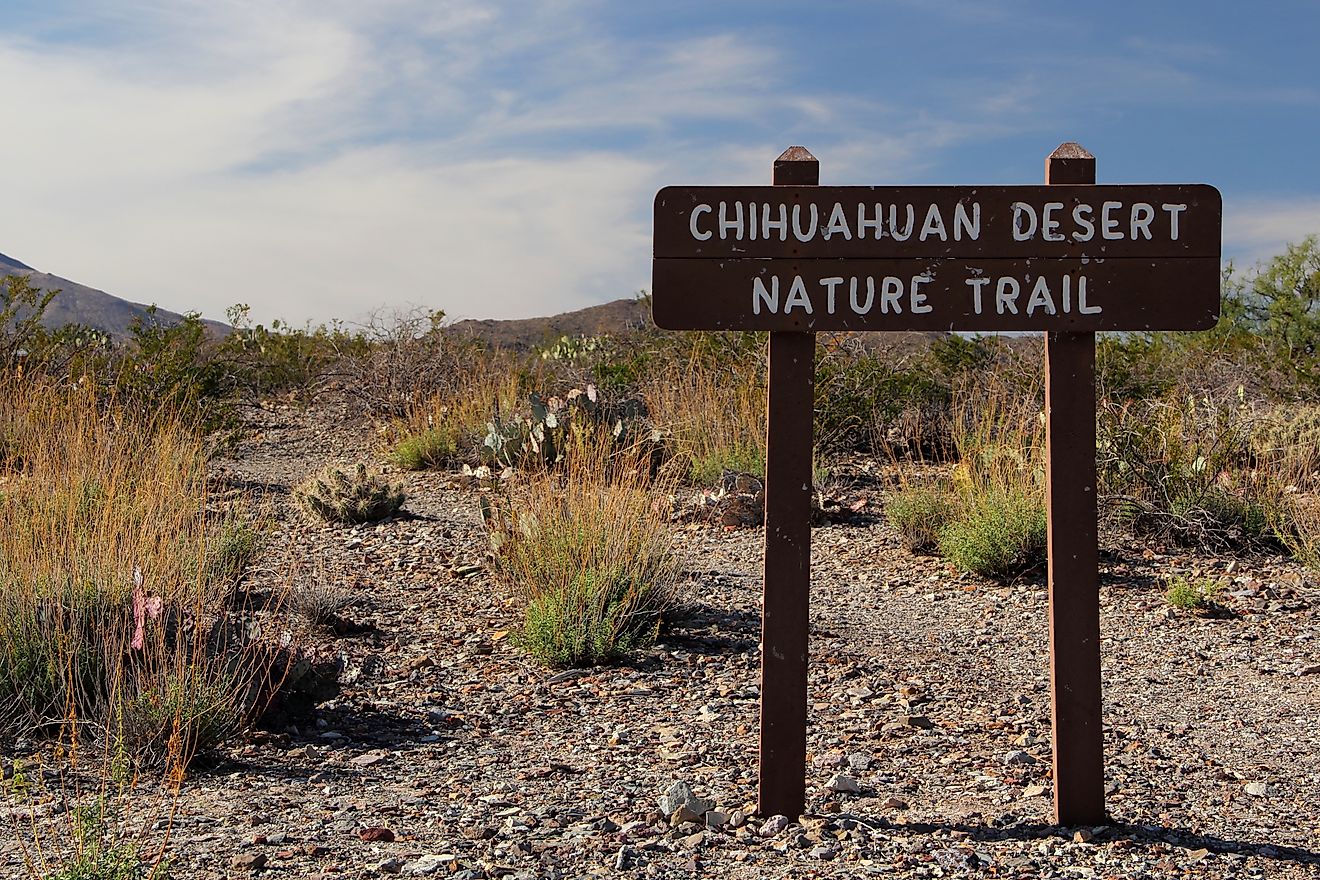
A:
1 0 1317 325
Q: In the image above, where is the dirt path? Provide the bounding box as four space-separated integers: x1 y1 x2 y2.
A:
6 403 1318 879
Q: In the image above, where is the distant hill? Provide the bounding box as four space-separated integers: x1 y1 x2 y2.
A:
447 296 949 356
448 297 652 350
0 252 228 340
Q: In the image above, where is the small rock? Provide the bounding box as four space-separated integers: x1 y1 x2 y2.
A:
681 830 706 848
376 858 404 874
1244 782 1268 797
705 811 729 829
403 855 448 875
231 853 268 871
1003 750 1037 766
1023 784 1047 798
657 781 714 823
759 815 791 837
846 752 873 771
1073 828 1094 843
809 844 838 859
352 751 389 767
811 751 847 770
827 773 861 794
728 810 746 828
903 715 934 729
793 833 813 849
613 846 633 870
880 796 909 811
359 827 396 842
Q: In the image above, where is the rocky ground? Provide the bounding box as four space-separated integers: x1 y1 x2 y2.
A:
4 402 1319 879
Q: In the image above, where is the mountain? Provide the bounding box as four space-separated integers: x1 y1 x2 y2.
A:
448 297 652 350
0 252 228 339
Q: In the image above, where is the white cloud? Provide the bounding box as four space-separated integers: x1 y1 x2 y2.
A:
1224 197 1320 269
6 0 1191 326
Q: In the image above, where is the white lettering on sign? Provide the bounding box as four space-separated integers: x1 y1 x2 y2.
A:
751 273 1081 317
688 199 1190 245
689 201 984 244
967 274 1100 316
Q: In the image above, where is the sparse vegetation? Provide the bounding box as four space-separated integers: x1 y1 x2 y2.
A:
885 486 955 553
1164 575 1225 611
484 440 680 668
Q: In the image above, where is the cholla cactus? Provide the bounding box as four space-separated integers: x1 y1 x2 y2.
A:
295 463 405 524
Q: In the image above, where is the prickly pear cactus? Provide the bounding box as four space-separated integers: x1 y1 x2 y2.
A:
294 463 405 524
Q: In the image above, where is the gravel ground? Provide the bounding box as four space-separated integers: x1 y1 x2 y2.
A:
4 402 1318 879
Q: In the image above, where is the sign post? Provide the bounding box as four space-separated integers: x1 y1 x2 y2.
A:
759 147 818 819
1042 143 1105 826
651 144 1221 824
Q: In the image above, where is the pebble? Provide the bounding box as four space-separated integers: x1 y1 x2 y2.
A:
759 815 791 838
826 773 862 794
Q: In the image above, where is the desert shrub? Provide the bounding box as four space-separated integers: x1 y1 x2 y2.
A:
113 308 233 430
0 377 283 774
218 304 345 403
294 464 405 524
1164 575 1224 611
937 370 1048 578
389 353 524 470
1098 394 1284 551
939 486 1047 578
1 274 60 373
484 440 680 668
814 336 950 454
886 486 955 553
337 307 480 417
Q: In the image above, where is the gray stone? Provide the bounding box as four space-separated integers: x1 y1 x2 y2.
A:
846 752 873 771
827 773 861 794
759 814 791 838
403 855 448 875
1003 750 1037 766
656 781 714 822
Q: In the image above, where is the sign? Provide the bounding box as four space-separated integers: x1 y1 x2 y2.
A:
650 143 1224 829
653 184 1221 332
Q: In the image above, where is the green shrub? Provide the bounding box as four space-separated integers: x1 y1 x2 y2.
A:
814 338 949 454
938 486 1046 578
1164 575 1224 611
886 486 955 553
295 464 405 524
390 426 460 471
485 442 679 668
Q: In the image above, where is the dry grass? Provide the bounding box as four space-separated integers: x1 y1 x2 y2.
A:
0 377 277 776
388 354 525 470
483 436 682 668
642 352 766 484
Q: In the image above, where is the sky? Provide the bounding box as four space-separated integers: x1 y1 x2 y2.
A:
1 0 1318 327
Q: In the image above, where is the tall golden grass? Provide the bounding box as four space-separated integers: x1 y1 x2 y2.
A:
642 351 766 483
0 377 271 774
483 434 681 667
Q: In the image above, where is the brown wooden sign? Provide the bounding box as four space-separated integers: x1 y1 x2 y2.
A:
650 144 1224 829
653 184 1221 332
